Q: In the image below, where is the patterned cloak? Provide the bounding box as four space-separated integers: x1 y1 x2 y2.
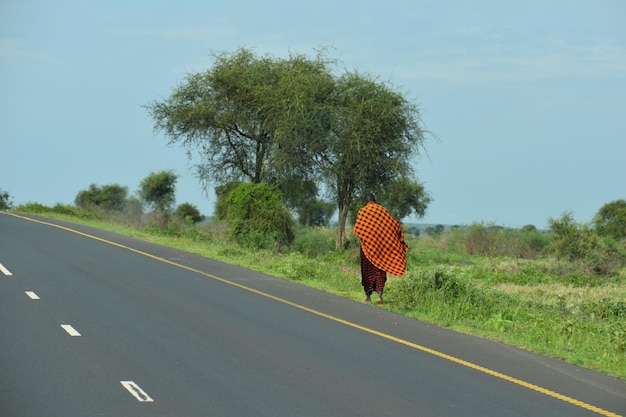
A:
353 202 409 277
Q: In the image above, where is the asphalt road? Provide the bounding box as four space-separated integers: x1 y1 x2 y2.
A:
1 212 625 417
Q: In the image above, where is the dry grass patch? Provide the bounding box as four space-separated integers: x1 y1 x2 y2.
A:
494 282 626 307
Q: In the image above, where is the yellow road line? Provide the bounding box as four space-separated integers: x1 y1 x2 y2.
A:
6 212 623 417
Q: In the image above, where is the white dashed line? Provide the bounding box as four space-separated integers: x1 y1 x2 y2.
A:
25 291 40 300
0 262 12 276
60 324 81 336
120 381 154 402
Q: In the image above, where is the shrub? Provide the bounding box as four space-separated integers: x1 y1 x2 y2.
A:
0 188 14 210
518 228 550 257
174 202 204 224
214 181 242 221
15 202 51 213
52 203 102 220
394 267 483 309
464 223 496 255
115 197 144 227
461 223 549 258
225 182 294 250
145 209 169 231
549 212 625 275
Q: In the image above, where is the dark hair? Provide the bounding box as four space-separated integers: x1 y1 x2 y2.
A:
364 193 376 203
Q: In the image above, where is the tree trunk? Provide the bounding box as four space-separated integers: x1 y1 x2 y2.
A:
336 203 350 250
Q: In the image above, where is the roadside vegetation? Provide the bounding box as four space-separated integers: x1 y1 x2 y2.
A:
8 198 626 380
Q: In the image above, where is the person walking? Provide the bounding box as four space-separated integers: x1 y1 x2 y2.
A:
353 193 409 305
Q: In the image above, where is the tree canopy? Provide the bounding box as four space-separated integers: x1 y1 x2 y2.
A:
75 183 128 212
147 48 333 188
147 47 431 248
174 202 204 224
323 72 428 247
139 170 178 213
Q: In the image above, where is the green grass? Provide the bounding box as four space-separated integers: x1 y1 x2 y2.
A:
13 209 626 380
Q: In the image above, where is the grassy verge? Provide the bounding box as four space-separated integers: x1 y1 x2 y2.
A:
15 211 626 380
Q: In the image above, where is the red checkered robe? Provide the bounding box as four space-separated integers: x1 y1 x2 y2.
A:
354 202 409 277
360 247 387 293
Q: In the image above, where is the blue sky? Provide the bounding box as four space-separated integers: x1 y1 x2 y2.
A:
2 0 624 228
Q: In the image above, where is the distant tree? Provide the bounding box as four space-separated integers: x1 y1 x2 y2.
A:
75 183 128 211
0 188 14 210
174 203 204 224
269 175 321 218
139 171 178 213
419 224 445 237
296 198 336 227
407 226 421 237
594 199 626 241
377 177 431 221
521 224 537 232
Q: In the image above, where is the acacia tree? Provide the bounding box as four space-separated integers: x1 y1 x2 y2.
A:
322 72 428 248
146 48 332 195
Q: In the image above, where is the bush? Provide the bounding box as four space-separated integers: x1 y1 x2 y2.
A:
549 212 625 275
460 222 549 258
174 202 204 224
214 181 241 221
115 197 144 227
51 203 78 215
0 188 14 210
464 223 496 255
15 202 51 213
52 203 102 220
518 228 551 257
395 267 482 309
13 202 102 220
225 182 294 250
